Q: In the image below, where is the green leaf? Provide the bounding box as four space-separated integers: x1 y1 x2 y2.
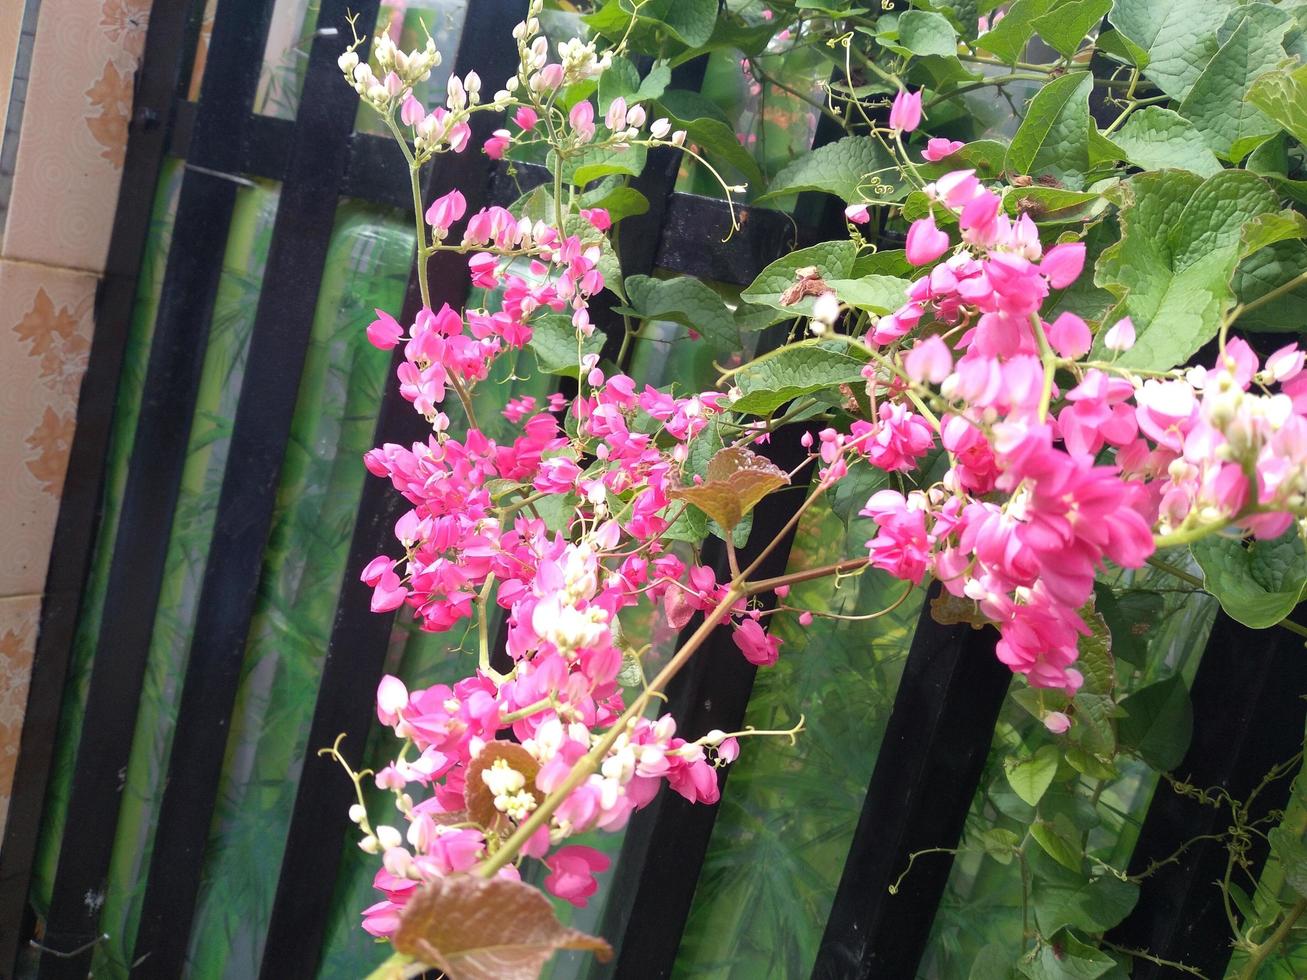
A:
970 944 1018 980
1005 73 1093 189
1248 62 1307 146
727 342 869 416
759 136 904 204
1095 28 1150 68
1031 815 1084 873
1108 0 1237 100
1091 169 1279 370
1192 528 1307 628
527 315 606 377
1069 692 1119 760
1093 586 1165 668
1240 208 1307 258
581 184 650 222
1032 0 1112 58
897 10 960 56
1005 745 1061 807
563 143 648 185
654 93 764 187
1075 608 1115 697
1004 187 1104 222
976 0 1056 63
1112 107 1224 178
1269 827 1307 898
621 275 741 353
1177 15 1288 160
1118 675 1193 770
1017 932 1116 980
618 0 718 47
975 827 1023 864
824 275 911 314
1034 875 1140 934
740 240 859 314
1233 239 1307 330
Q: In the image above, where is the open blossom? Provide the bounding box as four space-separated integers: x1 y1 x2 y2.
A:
544 845 610 907
923 137 964 161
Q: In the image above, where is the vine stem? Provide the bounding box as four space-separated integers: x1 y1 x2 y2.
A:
1237 897 1307 980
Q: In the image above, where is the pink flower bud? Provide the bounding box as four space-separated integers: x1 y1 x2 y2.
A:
1104 317 1136 352
1043 711 1071 735
1048 312 1091 359
366 310 403 350
1040 242 1086 289
605 96 627 131
400 94 424 127
424 189 467 232
905 214 950 265
514 105 539 131
579 207 611 231
904 335 953 383
844 203 870 224
482 129 510 159
922 137 964 161
569 100 596 141
889 89 923 132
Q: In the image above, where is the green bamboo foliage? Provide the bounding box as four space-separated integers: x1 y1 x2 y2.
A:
672 501 925 979
91 177 281 980
181 201 415 979
919 573 1218 977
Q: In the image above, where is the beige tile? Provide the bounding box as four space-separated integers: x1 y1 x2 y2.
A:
0 593 41 841
0 0 26 141
0 259 95 596
2 0 148 271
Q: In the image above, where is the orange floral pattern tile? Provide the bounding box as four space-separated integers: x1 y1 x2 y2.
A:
0 595 41 840
0 261 96 596
2 0 148 269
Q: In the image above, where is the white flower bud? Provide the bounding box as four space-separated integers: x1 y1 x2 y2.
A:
375 824 403 850
358 834 380 854
338 51 359 75
671 129 687 147
348 803 366 824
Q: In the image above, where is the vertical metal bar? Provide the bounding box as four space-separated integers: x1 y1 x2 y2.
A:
0 0 203 971
31 1 277 976
125 2 381 976
256 6 526 975
1106 611 1307 978
810 592 1008 979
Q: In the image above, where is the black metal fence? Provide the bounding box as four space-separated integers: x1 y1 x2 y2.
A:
1 0 1303 977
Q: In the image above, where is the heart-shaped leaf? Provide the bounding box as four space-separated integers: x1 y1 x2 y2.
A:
394 874 613 979
669 447 790 533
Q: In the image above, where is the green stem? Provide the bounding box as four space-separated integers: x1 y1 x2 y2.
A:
1031 313 1056 423
1238 897 1307 980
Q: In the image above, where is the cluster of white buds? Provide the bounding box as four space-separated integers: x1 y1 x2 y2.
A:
338 19 440 113
482 759 538 820
445 70 482 111
557 36 614 84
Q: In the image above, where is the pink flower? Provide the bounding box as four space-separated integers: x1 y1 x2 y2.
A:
1047 312 1091 359
923 138 964 161
732 619 781 666
425 189 466 233
905 215 950 265
544 845 610 907
1039 243 1085 289
376 675 409 726
1043 711 1071 734
483 129 511 159
845 203 870 224
905 335 953 384
514 105 539 131
366 309 403 350
580 208 611 231
1104 317 1135 352
400 94 424 127
889 89 923 132
569 100 596 142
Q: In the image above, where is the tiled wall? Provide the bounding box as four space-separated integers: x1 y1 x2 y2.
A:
0 0 148 837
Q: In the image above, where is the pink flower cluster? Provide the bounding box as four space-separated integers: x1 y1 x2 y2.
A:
849 165 1307 692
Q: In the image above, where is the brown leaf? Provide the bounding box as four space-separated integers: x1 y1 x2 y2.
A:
779 266 831 306
929 592 992 629
669 447 790 533
394 875 613 980
464 742 542 834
